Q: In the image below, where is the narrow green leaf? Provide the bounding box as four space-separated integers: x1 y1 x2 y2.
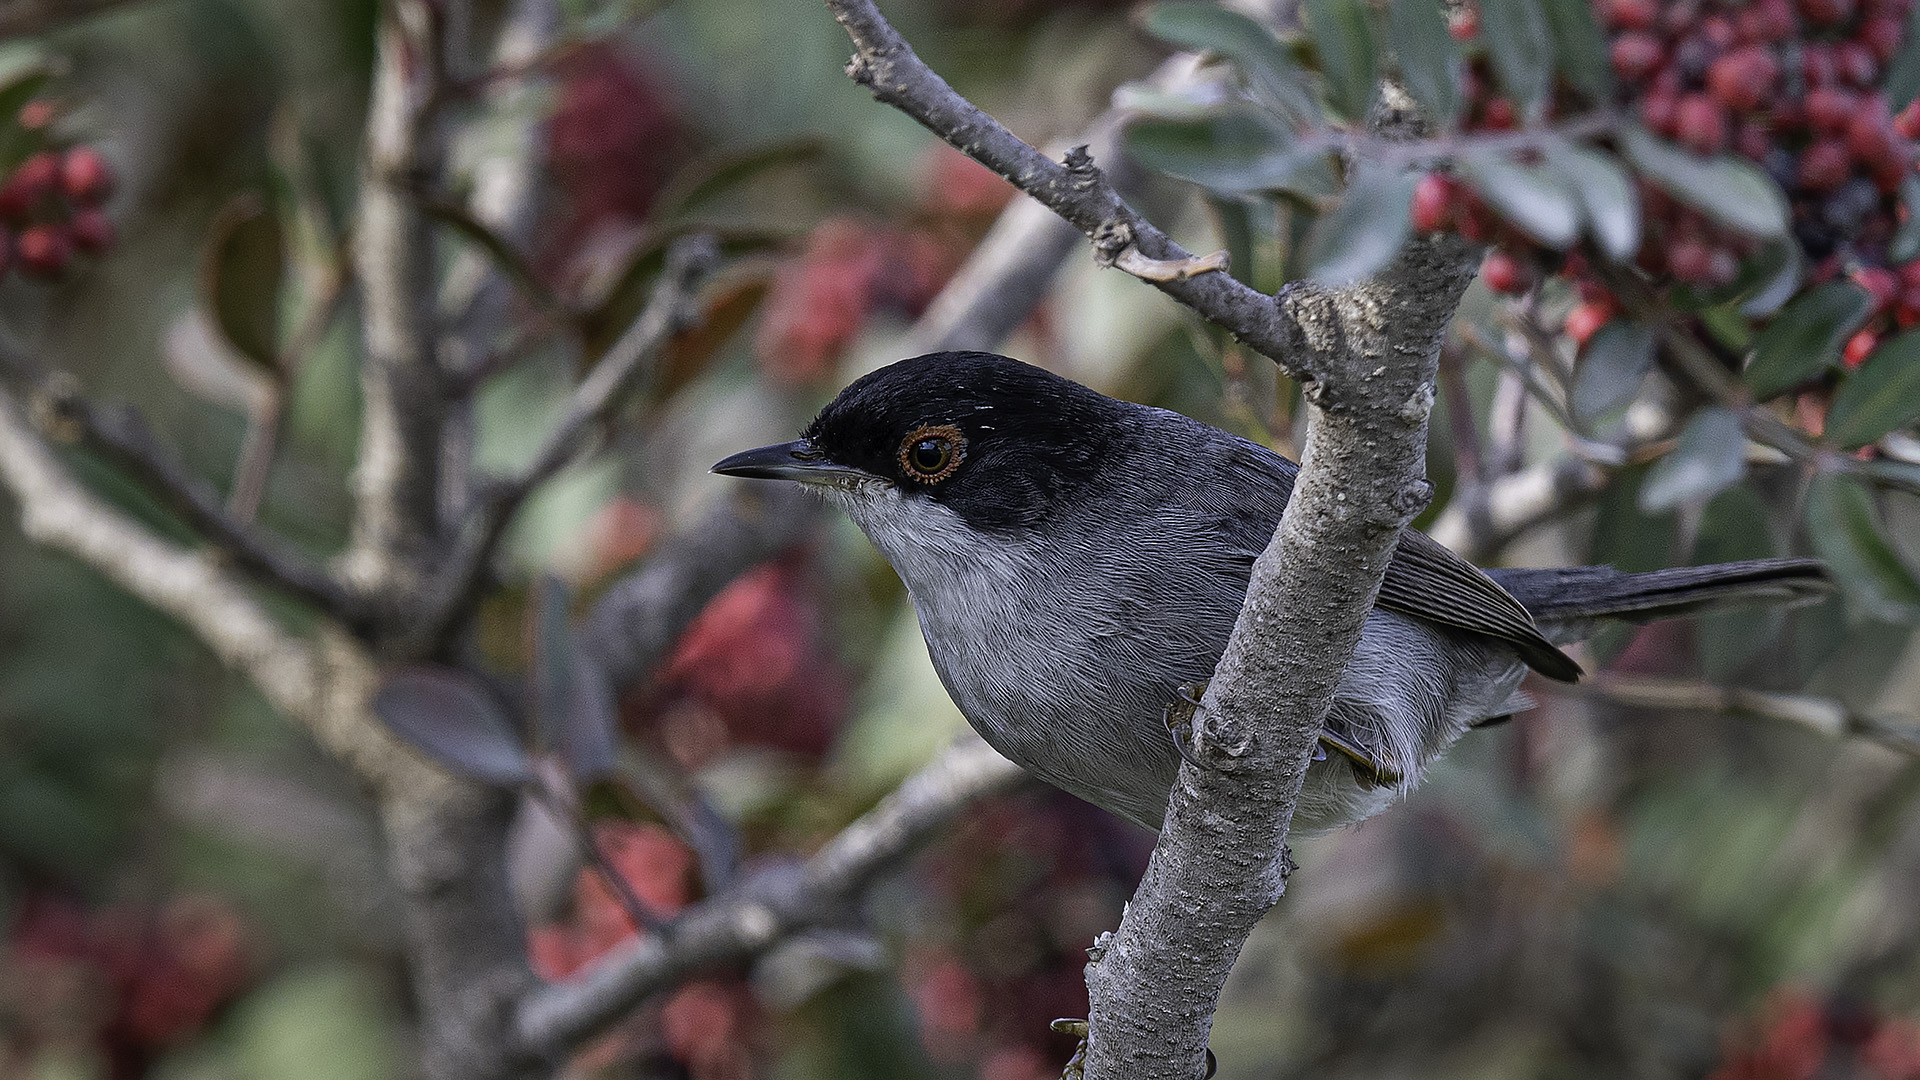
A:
1387 0 1460 128
1640 407 1748 511
0 46 51 173
1541 0 1613 100
1456 148 1581 248
1573 319 1657 424
1304 164 1417 286
1827 329 1920 448
199 193 286 377
1481 0 1554 116
1139 2 1319 123
1804 471 1920 621
1886 2 1920 113
1621 125 1789 239
1744 281 1874 399
1546 142 1639 261
1124 109 1320 193
1892 174 1920 263
653 137 825 222
1305 0 1379 122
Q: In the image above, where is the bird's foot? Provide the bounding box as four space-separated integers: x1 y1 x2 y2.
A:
1317 727 1405 788
1051 1018 1217 1079
1161 681 1211 769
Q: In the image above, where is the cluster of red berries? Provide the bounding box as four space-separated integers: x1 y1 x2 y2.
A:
0 139 114 281
1710 989 1920 1080
1415 0 1920 374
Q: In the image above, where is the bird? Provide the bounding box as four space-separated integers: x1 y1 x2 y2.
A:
713 350 1831 834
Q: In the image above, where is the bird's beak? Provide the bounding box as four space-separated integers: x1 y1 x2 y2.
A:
711 439 866 485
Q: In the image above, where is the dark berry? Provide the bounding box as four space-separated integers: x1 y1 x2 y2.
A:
1799 139 1855 190
1612 33 1666 81
1846 104 1898 166
1764 147 1801 189
1669 240 1716 282
1823 176 1884 234
1837 42 1880 88
1800 0 1857 26
68 209 113 253
1674 36 1718 88
1806 87 1859 134
1412 173 1452 233
16 224 68 278
1803 43 1839 88
59 148 112 206
1677 95 1729 155
1736 119 1775 160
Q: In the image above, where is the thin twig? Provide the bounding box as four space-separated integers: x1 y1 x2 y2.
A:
526 780 667 934
1579 672 1920 759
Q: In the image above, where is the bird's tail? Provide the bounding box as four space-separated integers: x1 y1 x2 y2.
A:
1487 558 1832 635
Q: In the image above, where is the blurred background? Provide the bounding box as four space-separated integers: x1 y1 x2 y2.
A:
2 0 1920 1077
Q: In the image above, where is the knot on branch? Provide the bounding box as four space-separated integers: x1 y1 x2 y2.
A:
844 52 875 87
28 371 84 444
1090 219 1133 267
1063 144 1099 190
1375 477 1435 526
1398 383 1436 425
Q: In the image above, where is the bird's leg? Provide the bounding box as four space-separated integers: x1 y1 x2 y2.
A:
1051 1019 1217 1080
1317 727 1404 788
1161 680 1212 770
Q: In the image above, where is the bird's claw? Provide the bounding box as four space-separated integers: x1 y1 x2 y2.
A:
1162 680 1211 770
1051 1018 1216 1079
1317 728 1405 789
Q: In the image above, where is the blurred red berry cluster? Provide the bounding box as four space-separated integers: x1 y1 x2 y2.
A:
0 104 115 281
527 822 763 1078
902 790 1150 1080
649 558 850 769
754 146 1013 383
3 892 253 1078
1419 0 1920 371
545 44 685 256
1711 989 1920 1080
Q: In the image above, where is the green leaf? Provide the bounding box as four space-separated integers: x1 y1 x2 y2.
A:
1541 0 1613 100
1546 142 1639 261
1138 2 1319 123
0 45 51 172
1804 472 1920 621
199 192 286 377
1303 164 1417 286
1387 0 1460 128
1621 125 1789 240
1481 0 1554 116
1456 148 1580 248
1739 240 1804 318
1124 109 1322 193
1305 0 1379 122
1827 329 1920 448
1892 174 1920 263
1640 407 1747 511
1744 281 1873 399
1573 319 1657 424
1886 2 1920 113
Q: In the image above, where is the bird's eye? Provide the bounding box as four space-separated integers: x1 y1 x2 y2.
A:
898 423 965 483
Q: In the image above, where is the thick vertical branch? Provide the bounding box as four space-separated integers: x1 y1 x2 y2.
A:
346 0 450 619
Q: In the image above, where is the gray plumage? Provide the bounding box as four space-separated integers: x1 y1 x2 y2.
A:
714 352 1831 834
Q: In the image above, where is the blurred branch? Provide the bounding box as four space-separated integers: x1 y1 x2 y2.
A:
0 0 140 37
1582 672 1920 759
902 190 1084 355
411 234 719 654
344 0 453 623
513 733 1025 1053
0 335 360 620
0 386 324 722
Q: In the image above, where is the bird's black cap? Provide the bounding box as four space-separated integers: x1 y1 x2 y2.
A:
796 351 1132 532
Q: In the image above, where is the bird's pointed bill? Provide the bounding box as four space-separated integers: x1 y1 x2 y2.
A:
711 440 868 484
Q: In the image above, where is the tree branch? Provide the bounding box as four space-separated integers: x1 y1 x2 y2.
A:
512 733 1023 1054
1582 673 1920 759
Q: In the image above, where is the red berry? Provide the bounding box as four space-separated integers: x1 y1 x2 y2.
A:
1669 240 1716 282
16 224 68 278
1411 173 1453 233
1737 0 1796 42
1898 285 1920 326
1736 119 1775 160
1803 43 1840 88
1854 266 1901 311
17 100 53 130
1838 42 1880 87
1800 0 1856 25
1864 17 1906 61
68 209 112 253
1482 249 1530 294
1898 260 1920 290
1704 16 1738 48
1806 87 1860 134
59 147 112 206
1799 139 1855 190
1566 302 1612 346
1448 6 1480 40
1481 97 1517 130
1708 46 1780 111
1896 101 1920 139
1847 104 1898 165
1640 91 1682 136
1677 95 1729 155
1605 0 1659 29
1612 33 1667 81
1843 328 1878 367
10 151 58 202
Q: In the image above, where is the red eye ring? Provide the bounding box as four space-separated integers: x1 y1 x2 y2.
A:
898 423 965 483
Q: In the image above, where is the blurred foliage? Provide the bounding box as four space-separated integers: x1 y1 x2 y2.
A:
0 1 1917 1079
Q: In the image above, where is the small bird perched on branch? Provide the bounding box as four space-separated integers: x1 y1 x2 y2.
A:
715 351 1830 833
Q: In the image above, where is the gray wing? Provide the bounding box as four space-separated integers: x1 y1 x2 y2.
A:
1189 428 1582 682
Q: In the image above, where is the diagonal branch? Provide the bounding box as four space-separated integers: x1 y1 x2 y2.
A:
512 734 1024 1054
0 335 360 621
